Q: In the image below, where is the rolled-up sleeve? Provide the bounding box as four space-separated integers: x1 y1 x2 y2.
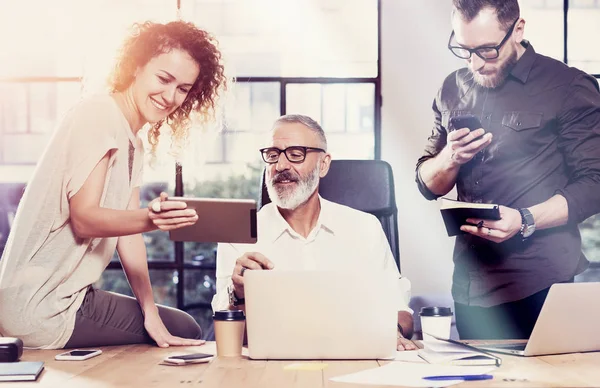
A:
369 215 413 314
211 242 240 312
556 73 600 224
415 89 448 200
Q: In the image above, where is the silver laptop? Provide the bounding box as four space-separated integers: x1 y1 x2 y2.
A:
244 270 398 360
477 282 600 356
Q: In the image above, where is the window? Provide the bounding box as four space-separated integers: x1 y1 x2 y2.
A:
286 83 376 159
520 0 564 62
0 0 381 339
522 0 600 279
566 0 600 277
176 0 381 334
179 0 378 78
568 0 600 75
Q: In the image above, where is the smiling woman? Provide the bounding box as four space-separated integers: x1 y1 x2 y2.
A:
0 21 227 350
109 21 227 156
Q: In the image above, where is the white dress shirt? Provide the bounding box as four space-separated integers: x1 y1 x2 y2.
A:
211 196 412 313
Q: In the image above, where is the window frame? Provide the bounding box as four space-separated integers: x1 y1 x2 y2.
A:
563 0 600 77
4 0 600 311
562 0 600 270
109 1 383 311
0 0 382 311
0 77 82 164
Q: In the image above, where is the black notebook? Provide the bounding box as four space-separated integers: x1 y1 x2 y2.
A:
440 198 501 236
0 361 44 382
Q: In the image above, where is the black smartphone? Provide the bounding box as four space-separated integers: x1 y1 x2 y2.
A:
167 353 213 361
164 352 214 365
449 115 483 131
55 349 102 361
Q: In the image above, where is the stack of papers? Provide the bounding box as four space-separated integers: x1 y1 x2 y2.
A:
418 338 501 366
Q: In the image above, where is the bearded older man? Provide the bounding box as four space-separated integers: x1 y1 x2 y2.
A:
211 114 415 350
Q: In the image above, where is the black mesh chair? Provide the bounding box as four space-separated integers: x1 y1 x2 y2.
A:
258 159 401 270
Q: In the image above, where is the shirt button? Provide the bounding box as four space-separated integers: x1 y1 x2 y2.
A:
475 181 480 185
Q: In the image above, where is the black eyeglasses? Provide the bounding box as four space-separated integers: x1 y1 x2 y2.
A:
448 18 519 60
259 146 326 164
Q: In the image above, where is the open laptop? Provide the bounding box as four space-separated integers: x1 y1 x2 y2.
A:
476 282 600 356
243 270 398 360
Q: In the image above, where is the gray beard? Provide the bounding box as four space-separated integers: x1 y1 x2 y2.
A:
267 164 320 210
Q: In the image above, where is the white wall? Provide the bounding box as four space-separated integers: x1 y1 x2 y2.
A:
381 1 463 302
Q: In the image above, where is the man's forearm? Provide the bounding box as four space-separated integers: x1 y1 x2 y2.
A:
397 311 414 339
117 234 157 314
419 148 460 197
529 194 569 230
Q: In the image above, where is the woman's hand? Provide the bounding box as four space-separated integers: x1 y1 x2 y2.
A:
143 308 205 348
397 336 418 351
147 192 198 231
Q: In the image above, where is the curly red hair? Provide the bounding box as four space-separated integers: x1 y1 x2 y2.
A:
109 21 226 153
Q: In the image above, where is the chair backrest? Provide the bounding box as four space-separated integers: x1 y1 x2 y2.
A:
0 183 26 257
258 159 400 270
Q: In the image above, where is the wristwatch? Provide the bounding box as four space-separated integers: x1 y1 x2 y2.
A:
228 284 245 306
518 208 536 239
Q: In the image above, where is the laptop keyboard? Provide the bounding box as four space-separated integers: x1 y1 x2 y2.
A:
484 343 527 351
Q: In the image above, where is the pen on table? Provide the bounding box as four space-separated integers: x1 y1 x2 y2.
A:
423 374 494 381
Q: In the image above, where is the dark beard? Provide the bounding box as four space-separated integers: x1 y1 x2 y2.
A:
473 49 518 89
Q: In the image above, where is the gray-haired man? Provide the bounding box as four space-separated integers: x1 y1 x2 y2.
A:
213 114 416 350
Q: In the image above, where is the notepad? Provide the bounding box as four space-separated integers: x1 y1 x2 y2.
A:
439 198 500 236
418 347 499 366
0 361 44 381
418 337 501 367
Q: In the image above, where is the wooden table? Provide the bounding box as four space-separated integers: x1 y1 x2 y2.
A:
6 341 600 387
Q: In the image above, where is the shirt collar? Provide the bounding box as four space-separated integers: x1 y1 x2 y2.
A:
510 40 536 84
265 195 338 243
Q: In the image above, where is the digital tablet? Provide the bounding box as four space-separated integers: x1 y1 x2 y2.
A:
168 197 257 244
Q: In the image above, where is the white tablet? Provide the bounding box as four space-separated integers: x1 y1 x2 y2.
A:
168 197 257 244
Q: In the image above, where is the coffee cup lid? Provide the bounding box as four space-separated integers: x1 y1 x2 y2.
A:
213 310 245 321
419 307 453 317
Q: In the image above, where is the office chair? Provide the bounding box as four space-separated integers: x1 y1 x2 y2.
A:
0 183 26 258
258 159 401 270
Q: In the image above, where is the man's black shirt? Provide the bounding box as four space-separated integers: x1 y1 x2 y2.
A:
416 42 600 307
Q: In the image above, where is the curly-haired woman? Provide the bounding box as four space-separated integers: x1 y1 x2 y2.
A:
0 21 226 349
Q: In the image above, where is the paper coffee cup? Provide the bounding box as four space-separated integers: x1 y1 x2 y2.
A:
420 307 453 341
213 310 245 357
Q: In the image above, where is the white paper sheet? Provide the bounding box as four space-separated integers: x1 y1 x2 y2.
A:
330 362 496 387
394 350 426 363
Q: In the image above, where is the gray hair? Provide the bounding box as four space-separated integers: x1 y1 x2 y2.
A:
274 114 328 150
